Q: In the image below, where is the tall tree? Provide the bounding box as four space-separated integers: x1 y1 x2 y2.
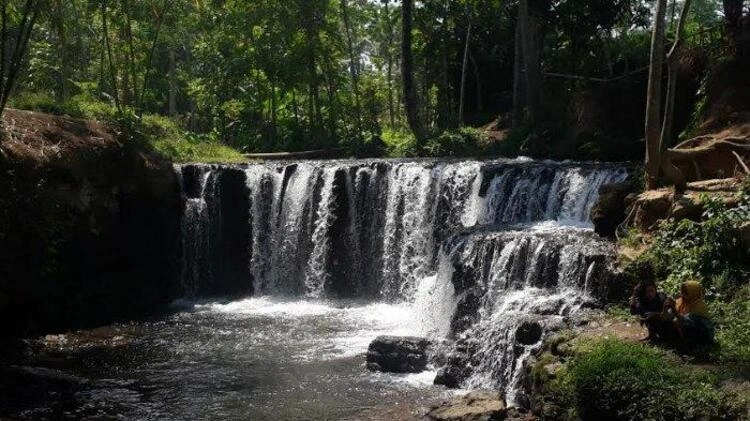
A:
401 0 426 142
458 22 471 127
722 0 743 56
644 0 667 188
660 0 692 151
0 0 42 116
518 0 542 124
511 22 524 129
340 0 363 136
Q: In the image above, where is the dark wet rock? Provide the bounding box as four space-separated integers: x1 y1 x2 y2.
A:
451 290 482 335
434 365 471 389
504 407 537 421
366 336 430 373
207 167 252 296
590 181 636 237
427 390 507 421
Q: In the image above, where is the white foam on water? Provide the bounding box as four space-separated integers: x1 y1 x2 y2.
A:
194 296 437 361
195 297 337 318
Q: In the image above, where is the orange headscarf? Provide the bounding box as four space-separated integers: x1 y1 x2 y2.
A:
675 280 709 318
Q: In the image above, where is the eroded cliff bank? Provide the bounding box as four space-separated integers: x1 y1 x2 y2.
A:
0 109 183 336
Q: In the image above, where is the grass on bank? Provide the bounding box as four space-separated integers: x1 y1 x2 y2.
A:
542 338 748 421
9 91 245 163
381 126 524 158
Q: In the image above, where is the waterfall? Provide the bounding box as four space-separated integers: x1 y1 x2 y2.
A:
175 158 627 400
177 164 220 297
432 225 616 404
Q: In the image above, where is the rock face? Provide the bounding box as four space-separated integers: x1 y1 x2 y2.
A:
627 178 741 231
366 336 430 373
590 181 636 237
427 390 507 421
0 110 183 336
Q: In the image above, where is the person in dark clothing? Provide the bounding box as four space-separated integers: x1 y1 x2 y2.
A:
629 280 671 341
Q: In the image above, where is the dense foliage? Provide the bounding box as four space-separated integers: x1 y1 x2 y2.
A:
7 0 741 158
631 188 749 299
543 339 748 421
620 180 750 365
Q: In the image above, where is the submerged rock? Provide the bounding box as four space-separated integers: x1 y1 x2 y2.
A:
427 390 507 421
366 336 430 373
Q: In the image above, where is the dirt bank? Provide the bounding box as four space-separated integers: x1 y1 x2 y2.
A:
0 109 183 336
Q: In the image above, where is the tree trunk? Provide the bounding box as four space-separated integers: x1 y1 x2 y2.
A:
52 0 68 101
723 0 742 56
137 0 169 115
301 1 322 138
660 0 692 152
512 22 524 129
270 78 277 143
440 44 451 128
100 0 121 112
469 50 481 114
518 0 542 124
340 0 363 136
168 47 177 117
292 88 300 126
659 0 692 192
459 23 472 127
644 0 668 188
401 0 426 142
387 54 395 127
120 0 137 107
382 1 396 128
0 0 40 116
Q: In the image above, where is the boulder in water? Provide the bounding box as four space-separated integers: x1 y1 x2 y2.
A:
434 365 471 389
427 390 507 421
366 336 430 373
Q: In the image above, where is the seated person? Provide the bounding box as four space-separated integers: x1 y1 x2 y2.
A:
629 279 670 341
665 280 715 349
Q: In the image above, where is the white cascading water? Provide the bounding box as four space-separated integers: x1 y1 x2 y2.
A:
432 224 616 404
177 164 220 296
175 158 627 402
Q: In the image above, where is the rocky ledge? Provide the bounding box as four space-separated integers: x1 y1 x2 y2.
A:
427 390 507 421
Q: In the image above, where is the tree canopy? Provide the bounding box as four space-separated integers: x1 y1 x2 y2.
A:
6 0 747 158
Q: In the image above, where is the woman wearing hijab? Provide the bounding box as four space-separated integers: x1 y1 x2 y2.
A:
665 280 715 348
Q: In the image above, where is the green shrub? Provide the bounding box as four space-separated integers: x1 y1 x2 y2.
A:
630 192 750 299
422 127 491 157
382 128 418 157
551 339 748 420
9 91 84 117
710 292 750 363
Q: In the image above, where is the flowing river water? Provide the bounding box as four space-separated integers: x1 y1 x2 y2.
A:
2 158 627 420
